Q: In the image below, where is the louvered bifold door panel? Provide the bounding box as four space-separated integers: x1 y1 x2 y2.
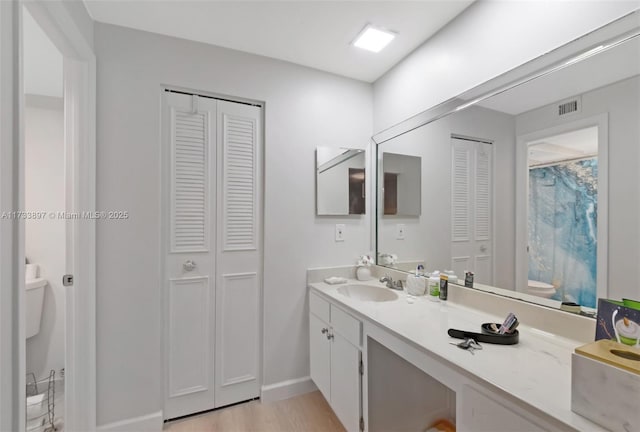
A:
215 100 262 407
475 145 491 241
452 143 470 242
163 92 217 420
171 108 209 252
222 113 257 251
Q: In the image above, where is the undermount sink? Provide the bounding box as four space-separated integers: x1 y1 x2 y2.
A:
336 284 398 302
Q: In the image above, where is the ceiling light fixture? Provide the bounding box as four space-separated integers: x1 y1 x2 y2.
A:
352 24 396 53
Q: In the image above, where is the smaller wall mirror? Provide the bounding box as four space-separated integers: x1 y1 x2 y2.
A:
316 147 366 215
381 152 421 216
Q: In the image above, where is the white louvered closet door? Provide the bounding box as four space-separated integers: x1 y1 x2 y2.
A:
163 93 262 420
163 92 217 419
450 137 494 285
214 100 261 407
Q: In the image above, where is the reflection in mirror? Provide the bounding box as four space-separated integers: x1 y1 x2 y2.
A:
316 147 366 215
375 15 640 314
382 152 421 216
526 127 599 307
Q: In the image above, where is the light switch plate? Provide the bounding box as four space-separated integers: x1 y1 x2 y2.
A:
335 224 345 242
396 224 405 240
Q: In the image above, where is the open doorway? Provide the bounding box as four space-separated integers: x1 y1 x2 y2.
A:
22 8 65 430
516 115 608 311
15 3 97 431
526 127 599 306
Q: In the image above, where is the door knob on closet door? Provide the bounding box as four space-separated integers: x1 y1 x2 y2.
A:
183 260 197 272
321 328 328 334
326 333 334 340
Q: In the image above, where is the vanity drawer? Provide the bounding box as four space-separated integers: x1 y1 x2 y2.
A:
330 304 361 347
310 292 330 323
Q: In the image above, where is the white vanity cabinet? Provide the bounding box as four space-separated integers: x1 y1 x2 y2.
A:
457 385 550 432
309 280 602 432
309 292 362 432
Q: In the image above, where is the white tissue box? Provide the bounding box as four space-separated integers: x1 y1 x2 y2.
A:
571 350 640 431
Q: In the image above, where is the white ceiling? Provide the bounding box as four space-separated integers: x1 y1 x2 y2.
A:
528 127 598 166
23 8 63 98
478 35 640 115
83 0 474 82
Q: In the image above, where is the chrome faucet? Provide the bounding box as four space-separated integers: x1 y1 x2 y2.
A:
379 275 404 290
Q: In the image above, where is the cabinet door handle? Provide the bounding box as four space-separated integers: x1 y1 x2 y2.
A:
326 333 334 340
321 328 328 334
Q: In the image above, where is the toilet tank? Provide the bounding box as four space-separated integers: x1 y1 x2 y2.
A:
25 278 47 339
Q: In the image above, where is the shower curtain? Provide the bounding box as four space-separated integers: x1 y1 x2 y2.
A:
528 158 598 308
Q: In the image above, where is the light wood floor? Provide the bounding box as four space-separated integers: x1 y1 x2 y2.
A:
163 391 346 432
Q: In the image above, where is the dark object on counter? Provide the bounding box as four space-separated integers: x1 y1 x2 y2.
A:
560 301 582 314
464 271 474 288
439 275 448 301
498 312 519 334
450 337 483 355
481 322 519 335
448 327 519 345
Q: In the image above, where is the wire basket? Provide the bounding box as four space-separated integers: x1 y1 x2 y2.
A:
26 370 55 432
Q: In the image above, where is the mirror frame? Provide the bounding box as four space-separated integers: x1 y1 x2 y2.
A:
371 10 640 311
372 10 640 146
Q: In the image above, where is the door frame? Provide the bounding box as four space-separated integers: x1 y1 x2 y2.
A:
0 1 22 430
515 113 608 302
10 2 96 430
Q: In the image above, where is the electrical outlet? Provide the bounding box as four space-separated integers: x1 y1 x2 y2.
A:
335 224 345 242
396 224 405 240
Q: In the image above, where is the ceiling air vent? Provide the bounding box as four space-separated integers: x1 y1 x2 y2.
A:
558 98 581 116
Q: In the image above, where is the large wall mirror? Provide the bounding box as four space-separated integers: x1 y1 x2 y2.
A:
374 10 640 314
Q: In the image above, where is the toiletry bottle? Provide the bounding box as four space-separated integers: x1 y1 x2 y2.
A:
428 272 440 302
464 270 474 288
439 274 448 301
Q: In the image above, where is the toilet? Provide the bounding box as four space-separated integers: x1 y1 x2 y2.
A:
526 279 556 299
25 264 47 339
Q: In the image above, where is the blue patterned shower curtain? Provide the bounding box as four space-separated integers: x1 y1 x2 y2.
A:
528 159 598 308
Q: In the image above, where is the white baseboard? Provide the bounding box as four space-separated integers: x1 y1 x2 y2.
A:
97 411 163 432
261 376 317 403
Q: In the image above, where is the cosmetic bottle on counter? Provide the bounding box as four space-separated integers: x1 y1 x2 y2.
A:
428 272 440 302
439 274 448 301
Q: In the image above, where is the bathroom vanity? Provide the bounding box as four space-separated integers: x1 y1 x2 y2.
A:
308 11 640 432
308 278 606 432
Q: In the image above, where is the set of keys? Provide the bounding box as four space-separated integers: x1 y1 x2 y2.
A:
450 337 483 355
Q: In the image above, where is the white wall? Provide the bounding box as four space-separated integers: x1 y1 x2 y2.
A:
516 76 640 302
24 98 66 381
94 23 372 425
373 1 640 132
59 0 94 51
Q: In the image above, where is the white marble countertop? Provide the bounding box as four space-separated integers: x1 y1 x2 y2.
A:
309 279 605 432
